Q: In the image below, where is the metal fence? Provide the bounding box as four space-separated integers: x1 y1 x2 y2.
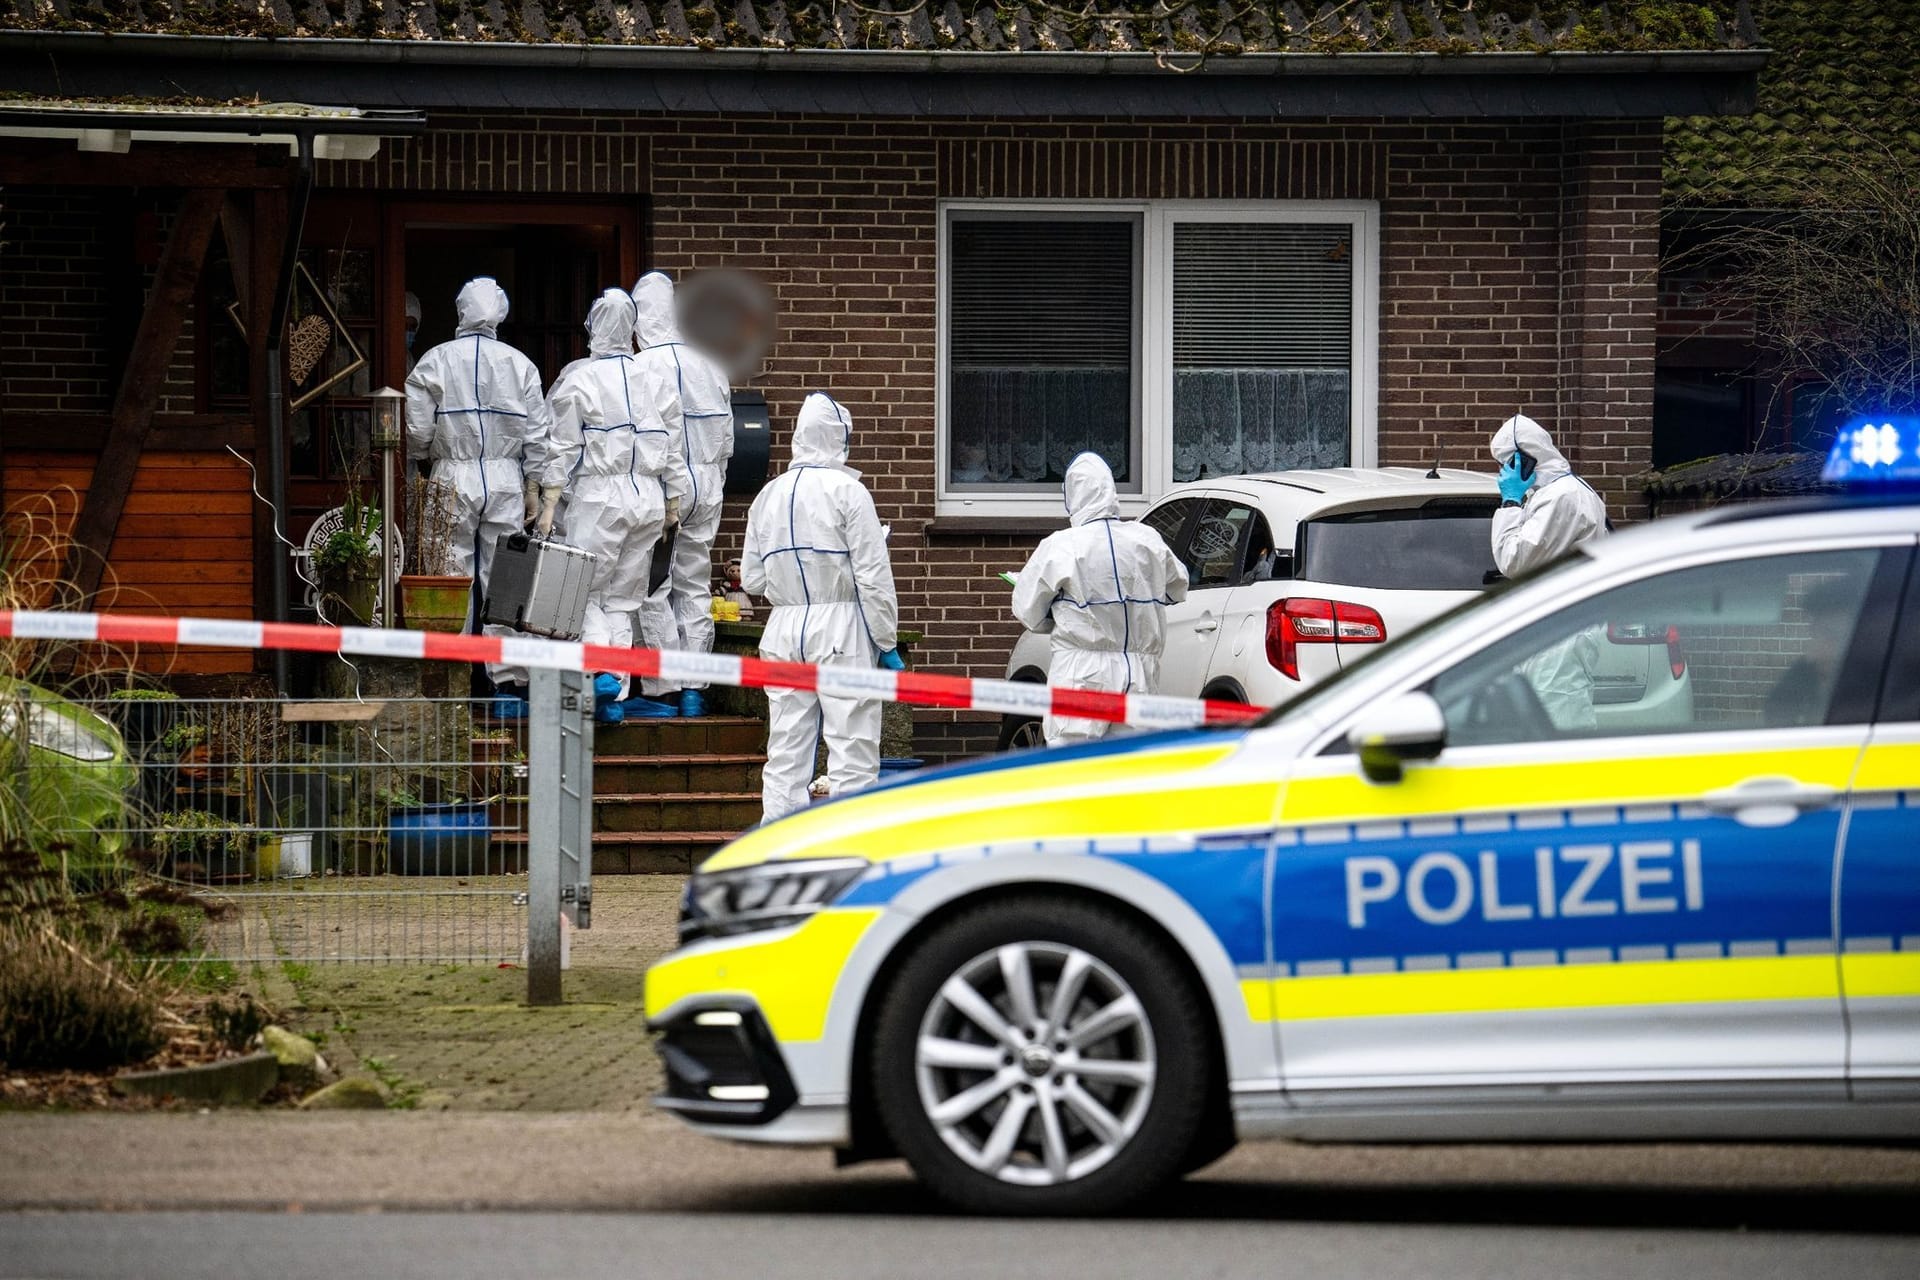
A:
10 691 530 964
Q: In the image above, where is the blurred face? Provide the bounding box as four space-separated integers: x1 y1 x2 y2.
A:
404 316 420 351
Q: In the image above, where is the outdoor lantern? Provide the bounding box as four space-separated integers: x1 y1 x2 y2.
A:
370 385 405 452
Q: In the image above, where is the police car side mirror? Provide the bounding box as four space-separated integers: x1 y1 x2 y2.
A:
1346 693 1447 785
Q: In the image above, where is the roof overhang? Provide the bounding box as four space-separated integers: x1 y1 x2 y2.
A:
0 100 429 160
0 33 1767 119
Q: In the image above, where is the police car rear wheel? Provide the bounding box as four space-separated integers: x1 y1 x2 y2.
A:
871 898 1211 1215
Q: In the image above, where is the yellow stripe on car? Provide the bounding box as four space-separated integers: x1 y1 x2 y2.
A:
1841 953 1920 1000
1262 954 1839 1021
1278 745 1863 827
704 742 1270 872
644 908 880 1042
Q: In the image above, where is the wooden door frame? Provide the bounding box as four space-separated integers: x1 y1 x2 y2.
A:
381 198 644 389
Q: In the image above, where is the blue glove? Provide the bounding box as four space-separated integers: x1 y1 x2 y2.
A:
878 648 906 671
1497 455 1537 504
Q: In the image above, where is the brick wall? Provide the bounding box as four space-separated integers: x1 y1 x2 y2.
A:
1 188 115 415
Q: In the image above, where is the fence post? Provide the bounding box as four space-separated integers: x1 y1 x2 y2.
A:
526 666 589 1005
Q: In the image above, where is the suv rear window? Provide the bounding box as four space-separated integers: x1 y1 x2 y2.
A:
1297 503 1498 591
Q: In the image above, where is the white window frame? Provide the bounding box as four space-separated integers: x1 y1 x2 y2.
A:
936 197 1380 519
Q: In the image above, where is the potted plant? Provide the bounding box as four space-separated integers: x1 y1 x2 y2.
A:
103 687 180 754
312 487 382 628
380 783 497 877
398 475 472 633
150 808 258 883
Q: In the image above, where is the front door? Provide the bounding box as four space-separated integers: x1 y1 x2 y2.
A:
1267 545 1900 1098
1158 497 1255 697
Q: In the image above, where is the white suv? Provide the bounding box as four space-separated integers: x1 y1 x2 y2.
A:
999 467 1691 746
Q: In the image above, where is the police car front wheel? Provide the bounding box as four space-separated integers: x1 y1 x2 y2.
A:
870 897 1214 1215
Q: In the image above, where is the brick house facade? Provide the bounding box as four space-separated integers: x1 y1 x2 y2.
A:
0 11 1759 757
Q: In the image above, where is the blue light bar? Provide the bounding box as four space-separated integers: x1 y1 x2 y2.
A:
1821 417 1920 484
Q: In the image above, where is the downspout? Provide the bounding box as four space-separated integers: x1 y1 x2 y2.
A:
263 130 315 695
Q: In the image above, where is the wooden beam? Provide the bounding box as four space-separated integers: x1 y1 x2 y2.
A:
219 196 254 332
1 414 252 454
249 186 289 634
0 142 289 189
62 188 226 604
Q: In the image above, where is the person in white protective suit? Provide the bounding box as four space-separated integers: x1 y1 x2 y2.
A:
1490 414 1611 731
742 393 901 824
631 272 735 717
404 277 555 693
541 288 689 722
1011 452 1188 748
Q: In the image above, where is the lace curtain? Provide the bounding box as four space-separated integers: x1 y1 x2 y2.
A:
948 367 1133 486
1172 368 1350 482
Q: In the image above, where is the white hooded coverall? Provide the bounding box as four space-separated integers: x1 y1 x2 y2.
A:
742 394 899 823
1490 414 1610 731
542 289 688 700
404 278 555 682
632 272 735 698
1011 453 1189 747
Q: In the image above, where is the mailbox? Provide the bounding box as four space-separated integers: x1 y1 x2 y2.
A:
725 390 771 496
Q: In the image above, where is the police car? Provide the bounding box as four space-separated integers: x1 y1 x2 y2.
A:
646 428 1920 1215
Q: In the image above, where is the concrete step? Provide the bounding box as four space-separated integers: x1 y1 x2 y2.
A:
492 792 760 835
491 829 735 875
593 753 765 794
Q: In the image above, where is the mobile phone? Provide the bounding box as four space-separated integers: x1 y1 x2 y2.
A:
1515 449 1537 482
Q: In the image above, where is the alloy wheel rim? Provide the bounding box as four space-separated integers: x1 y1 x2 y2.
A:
1009 720 1045 750
913 942 1157 1187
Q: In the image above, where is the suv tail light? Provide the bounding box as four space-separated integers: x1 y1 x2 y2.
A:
1265 598 1388 681
1606 621 1686 679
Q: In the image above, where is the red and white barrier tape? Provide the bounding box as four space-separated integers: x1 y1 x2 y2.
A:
0 610 1268 730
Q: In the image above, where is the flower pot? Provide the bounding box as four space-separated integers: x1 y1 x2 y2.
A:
399 574 474 633
319 571 378 628
387 802 495 876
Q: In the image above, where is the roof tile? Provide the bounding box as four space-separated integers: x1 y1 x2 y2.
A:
0 0 1757 53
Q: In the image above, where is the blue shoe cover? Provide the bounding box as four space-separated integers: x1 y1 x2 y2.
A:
491 695 529 720
593 673 622 704
679 689 705 718
619 695 679 719
594 699 626 725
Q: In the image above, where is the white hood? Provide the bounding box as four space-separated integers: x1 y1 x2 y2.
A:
585 287 637 358
455 277 509 339
791 393 852 470
1490 414 1572 486
1063 452 1121 526
631 271 680 349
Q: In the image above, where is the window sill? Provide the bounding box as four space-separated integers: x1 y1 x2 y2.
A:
921 516 1070 538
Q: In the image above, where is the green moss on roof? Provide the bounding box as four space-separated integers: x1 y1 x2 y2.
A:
1668 0 1920 205
0 0 1757 54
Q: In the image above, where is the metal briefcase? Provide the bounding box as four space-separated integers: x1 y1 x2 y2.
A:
483 532 594 641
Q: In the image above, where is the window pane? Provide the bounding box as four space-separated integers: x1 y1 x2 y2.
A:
1189 500 1257 589
948 216 1139 491
1299 505 1498 591
1173 223 1352 481
1430 551 1880 746
1141 498 1195 552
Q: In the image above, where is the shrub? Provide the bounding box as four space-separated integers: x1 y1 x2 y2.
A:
206 994 267 1052
0 927 164 1071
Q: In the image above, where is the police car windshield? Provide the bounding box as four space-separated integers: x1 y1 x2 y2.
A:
1248 546 1594 729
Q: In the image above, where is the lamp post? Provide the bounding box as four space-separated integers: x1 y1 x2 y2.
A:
370 386 405 628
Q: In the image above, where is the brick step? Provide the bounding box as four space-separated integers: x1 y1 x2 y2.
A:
593 753 765 794
492 829 736 875
491 791 762 835
591 716 765 756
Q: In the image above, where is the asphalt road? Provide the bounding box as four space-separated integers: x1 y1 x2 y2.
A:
3 1208 1919 1280
1 1112 1916 1279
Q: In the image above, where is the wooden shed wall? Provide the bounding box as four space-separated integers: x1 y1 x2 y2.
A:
4 451 256 674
